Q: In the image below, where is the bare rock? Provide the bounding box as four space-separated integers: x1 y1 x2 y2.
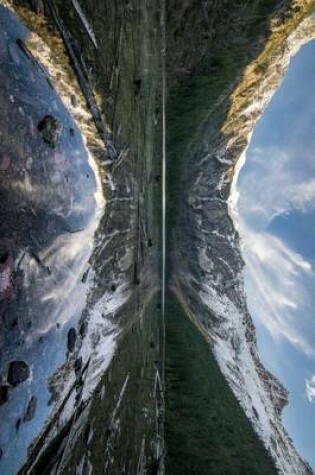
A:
67 327 77 353
38 115 63 148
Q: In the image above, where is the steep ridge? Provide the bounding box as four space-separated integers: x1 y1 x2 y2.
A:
165 294 280 475
169 2 315 474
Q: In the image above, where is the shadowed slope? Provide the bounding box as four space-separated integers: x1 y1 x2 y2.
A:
165 295 279 475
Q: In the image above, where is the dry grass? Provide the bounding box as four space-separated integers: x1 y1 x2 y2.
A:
222 0 315 182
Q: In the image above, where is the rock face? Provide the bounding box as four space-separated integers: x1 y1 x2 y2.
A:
173 12 315 475
67 327 77 353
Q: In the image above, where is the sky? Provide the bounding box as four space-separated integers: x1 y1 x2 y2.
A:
236 39 315 469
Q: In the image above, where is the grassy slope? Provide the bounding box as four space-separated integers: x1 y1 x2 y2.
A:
165 296 279 475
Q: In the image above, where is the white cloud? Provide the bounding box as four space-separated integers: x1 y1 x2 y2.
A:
238 146 315 232
231 142 315 359
242 228 315 357
306 376 315 402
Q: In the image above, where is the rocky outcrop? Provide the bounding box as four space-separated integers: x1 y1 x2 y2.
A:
37 115 63 148
173 7 315 475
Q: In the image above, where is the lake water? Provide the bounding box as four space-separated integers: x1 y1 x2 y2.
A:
0 5 102 473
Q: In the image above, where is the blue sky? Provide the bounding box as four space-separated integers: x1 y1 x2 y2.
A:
236 39 315 468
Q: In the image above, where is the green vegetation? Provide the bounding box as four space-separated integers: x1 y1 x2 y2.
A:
165 295 279 475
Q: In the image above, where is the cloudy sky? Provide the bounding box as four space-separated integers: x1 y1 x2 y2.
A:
236 39 315 468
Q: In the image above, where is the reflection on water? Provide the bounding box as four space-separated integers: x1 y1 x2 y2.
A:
0 5 103 473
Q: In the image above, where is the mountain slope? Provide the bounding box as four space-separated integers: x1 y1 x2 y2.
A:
168 1 315 474
165 295 279 475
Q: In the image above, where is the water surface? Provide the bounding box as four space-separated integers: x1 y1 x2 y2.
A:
0 6 101 473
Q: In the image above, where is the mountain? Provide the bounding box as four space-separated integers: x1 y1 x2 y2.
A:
0 0 314 474
169 3 315 474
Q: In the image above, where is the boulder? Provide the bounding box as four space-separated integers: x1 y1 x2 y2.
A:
7 361 30 387
38 115 63 148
